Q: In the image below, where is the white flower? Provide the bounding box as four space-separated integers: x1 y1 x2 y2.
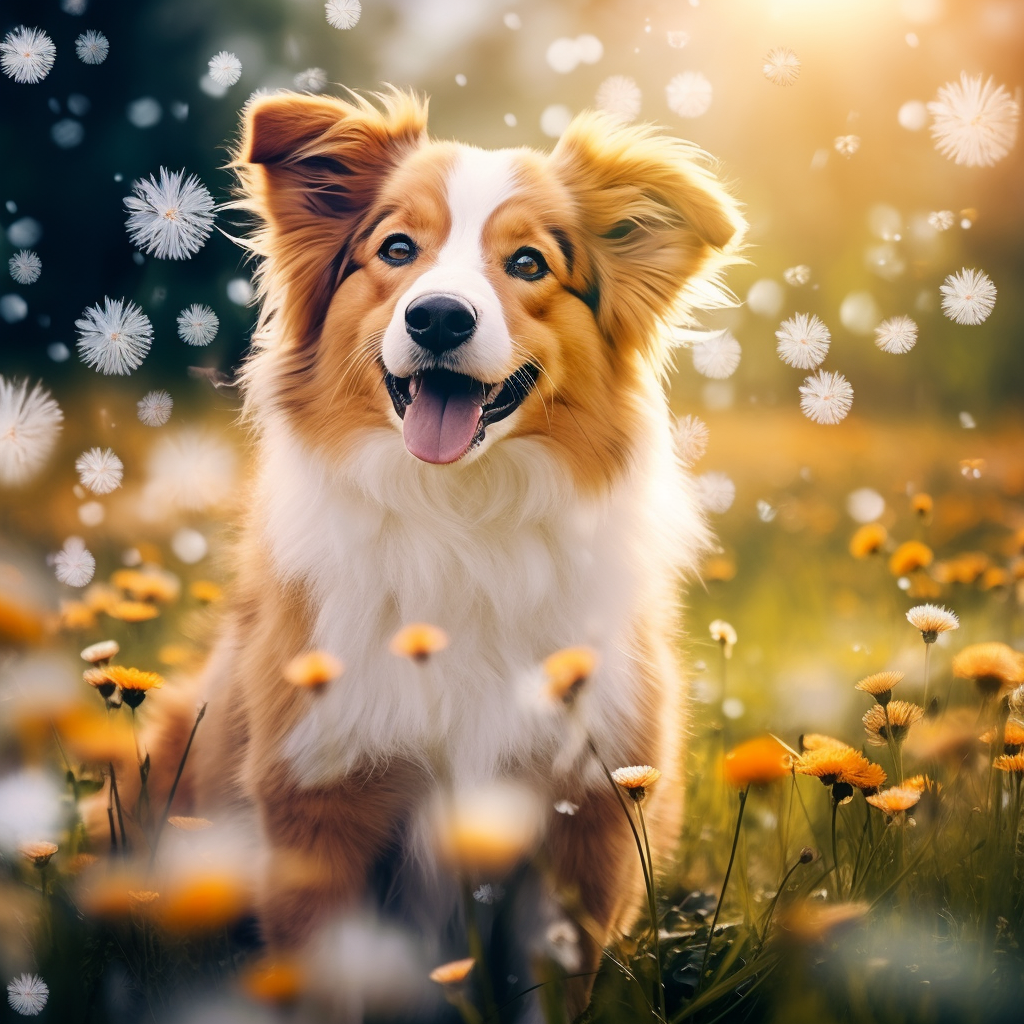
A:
595 75 642 123
874 315 918 354
54 537 95 587
783 265 811 286
6 973 48 1016
177 304 219 346
137 390 173 427
208 50 241 87
325 0 362 29
928 73 1019 168
674 414 709 465
124 167 215 260
940 268 996 325
1 27 57 84
775 313 830 369
144 428 236 512
76 447 123 494
666 72 712 118
834 135 860 156
0 377 63 487
75 30 108 64
709 619 738 658
76 297 153 375
906 604 959 640
928 210 954 231
294 67 327 92
696 471 735 513
762 47 800 86
692 331 741 379
8 250 41 285
799 370 853 425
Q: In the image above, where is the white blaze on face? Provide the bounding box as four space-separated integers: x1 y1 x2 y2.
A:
381 146 520 382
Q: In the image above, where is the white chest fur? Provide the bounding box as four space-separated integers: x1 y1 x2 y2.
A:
254 418 705 790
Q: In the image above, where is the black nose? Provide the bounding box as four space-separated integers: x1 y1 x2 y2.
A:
404 294 477 355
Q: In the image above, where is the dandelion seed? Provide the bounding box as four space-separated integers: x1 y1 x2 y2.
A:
6 973 49 1016
692 331 741 378
595 75 642 123
674 414 708 465
294 67 327 93
137 389 172 426
472 883 503 905
666 72 712 118
834 135 860 157
55 537 95 588
928 210 954 231
906 604 959 643
940 268 996 325
325 0 362 29
849 523 887 558
762 47 800 86
928 73 1019 167
1 27 57 85
0 377 63 486
554 799 578 815
610 765 661 801
76 447 123 494
696 471 736 513
783 265 811 286
76 297 153 374
863 700 924 746
9 250 41 285
710 619 737 658
207 51 241 87
799 370 853 425
176 304 219 346
124 168 215 260
776 313 830 368
75 30 108 65
874 315 917 354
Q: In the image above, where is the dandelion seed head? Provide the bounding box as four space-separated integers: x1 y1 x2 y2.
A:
1 27 57 85
207 51 241 87
124 168 215 260
666 72 713 118
137 390 173 427
0 377 63 486
799 370 853 425
834 134 860 156
928 210 954 231
294 67 327 93
7 973 49 1015
176 304 219 346
940 268 996 325
709 619 737 657
76 297 153 375
673 414 709 465
76 447 123 494
783 265 811 286
776 313 831 369
763 47 800 86
874 315 918 354
696 471 736 513
692 331 741 379
9 250 41 285
325 0 362 29
75 30 108 64
928 72 1019 167
595 75 642 123
55 537 96 588
144 427 236 511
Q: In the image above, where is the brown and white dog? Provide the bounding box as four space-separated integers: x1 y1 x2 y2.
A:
154 89 743 1012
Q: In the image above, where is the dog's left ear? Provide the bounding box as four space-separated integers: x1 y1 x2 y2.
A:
552 112 745 362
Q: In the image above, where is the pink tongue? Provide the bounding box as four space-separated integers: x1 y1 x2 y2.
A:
403 378 484 464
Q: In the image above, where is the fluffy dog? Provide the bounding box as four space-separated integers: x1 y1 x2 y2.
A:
151 89 743 1014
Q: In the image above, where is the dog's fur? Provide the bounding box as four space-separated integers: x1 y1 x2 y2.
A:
144 89 744 1010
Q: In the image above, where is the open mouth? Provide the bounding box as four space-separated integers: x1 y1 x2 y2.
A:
384 364 540 464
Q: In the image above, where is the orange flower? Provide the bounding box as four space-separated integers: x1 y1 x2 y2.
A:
994 753 1024 775
723 736 790 787
862 700 924 747
83 666 118 699
59 706 136 763
611 765 662 802
107 600 160 623
113 568 180 603
60 600 97 631
779 901 869 942
283 651 344 690
795 747 886 792
799 733 851 753
888 541 933 576
704 554 737 581
854 670 903 702
866 785 922 815
19 841 58 867
979 720 1024 754
952 642 1024 696
104 665 164 709
849 523 887 558
979 567 1009 591
157 873 248 934
429 958 475 986
189 579 223 603
542 646 598 704
389 623 449 662
0 593 48 645
911 493 933 517
906 604 959 642
241 957 306 1003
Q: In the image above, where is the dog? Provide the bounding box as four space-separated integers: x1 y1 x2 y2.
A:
147 88 743 1015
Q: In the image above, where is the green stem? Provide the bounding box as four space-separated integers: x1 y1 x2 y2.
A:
637 801 666 1023
830 798 842 901
923 641 932 710
462 878 498 1023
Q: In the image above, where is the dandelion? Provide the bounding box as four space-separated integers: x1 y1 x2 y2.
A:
907 604 959 643
542 646 598 704
762 47 800 86
157 873 248 934
76 447 123 494
325 0 362 29
776 313 830 369
800 733 851 753
76 297 153 375
1 27 57 84
294 67 327 93
928 210 954 231
137 389 172 426
124 168 215 260
6 973 49 1015
928 73 1019 167
692 330 741 378
994 752 1024 774
81 639 118 664
595 75 642 122
429 958 475 986
55 537 95 588
834 135 860 156
75 30 108 64
980 721 1024 755
189 580 222 603
19 840 58 867
795 747 886 791
911 493 933 518
940 268 996 325
855 670 904 705
783 265 811 286
696 471 735 514
952 642 1024 696
389 623 449 662
666 72 713 118
610 765 661 802
207 51 241 87
103 665 163 709
849 523 887 558
710 619 737 659
176 304 219 346
0 377 63 486
283 651 344 690
108 600 159 623
723 736 790 787
863 700 924 746
674 414 709 465
889 541 933 575
84 667 118 701
799 370 853 425
874 315 917 354
865 784 921 816
113 567 180 602
9 251 41 285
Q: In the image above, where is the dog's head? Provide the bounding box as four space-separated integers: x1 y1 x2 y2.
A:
236 90 744 485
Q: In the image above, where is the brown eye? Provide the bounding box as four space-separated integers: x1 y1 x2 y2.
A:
507 248 548 281
379 234 417 265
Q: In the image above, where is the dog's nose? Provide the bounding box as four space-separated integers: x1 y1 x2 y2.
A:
404 294 477 354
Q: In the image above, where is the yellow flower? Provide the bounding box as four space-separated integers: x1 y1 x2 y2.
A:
862 700 924 747
168 816 214 832
104 665 164 709
866 785 922 815
888 541 933 576
994 752 1024 774
542 646 598 704
794 747 886 792
799 733 851 753
723 736 790 787
906 604 959 642
952 642 1024 696
911 492 933 517
189 579 223 603
19 841 58 867
854 670 904 703
158 643 198 667
611 765 662 802
107 600 160 623
979 567 1010 591
429 958 475 986
59 706 136 763
906 572 942 600
934 552 989 585
703 554 737 581
80 639 119 664
389 623 449 662
83 666 118 700
113 567 180 603
283 651 344 690
979 720 1024 755
849 523 887 558
60 600 97 631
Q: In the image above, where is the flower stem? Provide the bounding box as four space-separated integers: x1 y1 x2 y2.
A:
637 801 666 1023
109 763 127 852
461 878 498 1023
756 856 805 949
923 641 932 710
831 798 842 900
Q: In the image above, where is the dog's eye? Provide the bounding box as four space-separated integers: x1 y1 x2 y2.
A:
507 248 548 281
378 234 417 266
